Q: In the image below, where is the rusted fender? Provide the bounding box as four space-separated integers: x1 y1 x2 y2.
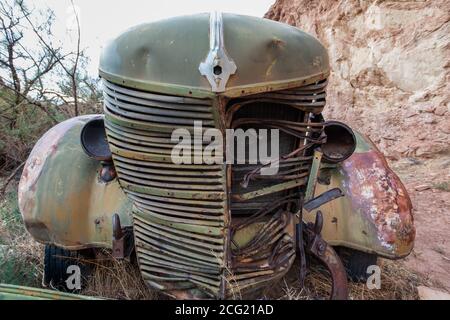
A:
0 284 100 300
341 147 415 257
18 115 132 250
307 131 415 259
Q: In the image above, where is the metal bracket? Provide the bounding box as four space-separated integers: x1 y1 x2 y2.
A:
304 150 323 202
303 188 344 212
304 211 349 300
199 11 237 92
112 214 134 259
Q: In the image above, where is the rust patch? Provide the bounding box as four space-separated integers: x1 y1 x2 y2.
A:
18 116 93 217
341 150 415 254
24 221 51 242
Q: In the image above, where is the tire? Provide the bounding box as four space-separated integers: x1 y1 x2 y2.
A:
43 245 93 292
337 247 378 282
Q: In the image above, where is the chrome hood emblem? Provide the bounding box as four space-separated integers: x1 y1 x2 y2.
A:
199 12 237 93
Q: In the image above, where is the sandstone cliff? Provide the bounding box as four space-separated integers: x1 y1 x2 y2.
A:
266 0 449 159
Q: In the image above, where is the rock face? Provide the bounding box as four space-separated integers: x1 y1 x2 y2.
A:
266 0 449 159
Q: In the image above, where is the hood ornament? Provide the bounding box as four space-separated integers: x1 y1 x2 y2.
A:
199 11 237 93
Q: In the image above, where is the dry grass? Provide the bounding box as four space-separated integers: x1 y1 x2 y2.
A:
0 182 44 287
78 255 435 300
81 251 157 300
265 258 439 300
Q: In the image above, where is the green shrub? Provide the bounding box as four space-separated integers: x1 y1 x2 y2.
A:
0 190 22 237
0 248 42 287
0 189 43 287
433 181 450 192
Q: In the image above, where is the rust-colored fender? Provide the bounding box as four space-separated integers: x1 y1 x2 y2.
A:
305 131 415 259
18 115 132 250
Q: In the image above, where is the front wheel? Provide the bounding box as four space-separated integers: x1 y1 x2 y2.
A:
43 245 93 292
336 247 378 282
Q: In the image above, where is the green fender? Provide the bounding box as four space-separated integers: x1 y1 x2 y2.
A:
18 115 132 250
0 284 100 300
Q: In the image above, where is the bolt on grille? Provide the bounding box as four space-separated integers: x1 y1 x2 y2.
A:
103 79 227 298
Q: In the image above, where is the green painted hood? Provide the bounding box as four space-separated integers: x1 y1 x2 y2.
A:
99 13 329 98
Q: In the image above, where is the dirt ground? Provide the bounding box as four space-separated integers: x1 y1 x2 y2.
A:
391 156 450 293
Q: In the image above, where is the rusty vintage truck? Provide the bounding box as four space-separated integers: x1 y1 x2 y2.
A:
18 13 415 299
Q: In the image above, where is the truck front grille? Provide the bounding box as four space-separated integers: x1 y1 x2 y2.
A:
103 80 227 298
103 78 327 299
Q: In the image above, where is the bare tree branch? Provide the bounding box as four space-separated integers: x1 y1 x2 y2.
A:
70 0 81 116
0 0 100 132
0 162 24 196
16 0 83 117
